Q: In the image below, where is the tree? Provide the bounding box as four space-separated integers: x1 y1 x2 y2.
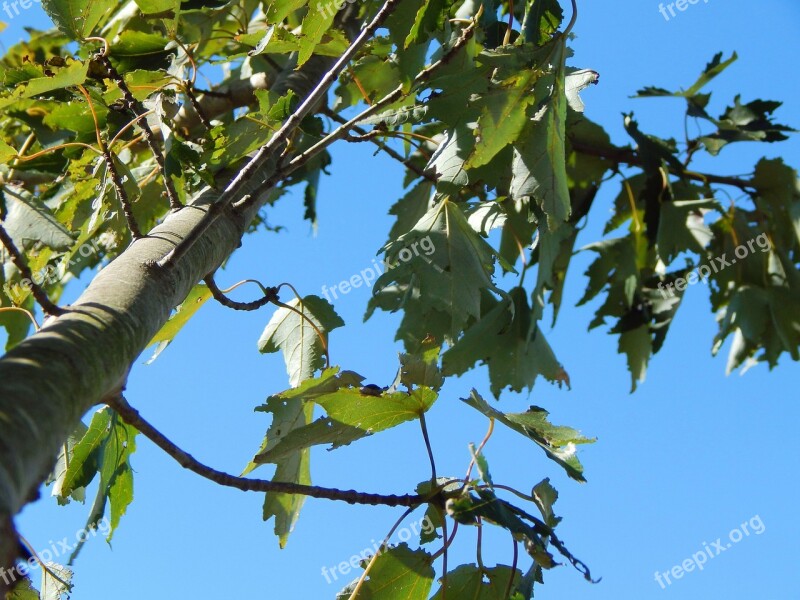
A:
0 0 797 596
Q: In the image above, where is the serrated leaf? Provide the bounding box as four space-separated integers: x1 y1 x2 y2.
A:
618 324 650 392
443 288 565 397
431 564 521 600
258 295 343 387
510 48 571 228
463 390 593 481
336 544 434 600
466 71 539 169
521 0 563 45
41 0 116 38
373 199 507 338
254 385 437 463
297 6 335 66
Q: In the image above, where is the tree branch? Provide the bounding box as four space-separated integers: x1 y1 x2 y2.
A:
319 107 437 184
204 273 278 311
158 0 404 268
98 54 182 211
107 395 424 508
263 18 480 199
0 222 64 316
568 136 756 191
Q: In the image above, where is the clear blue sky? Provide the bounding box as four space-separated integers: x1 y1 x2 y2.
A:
4 1 800 598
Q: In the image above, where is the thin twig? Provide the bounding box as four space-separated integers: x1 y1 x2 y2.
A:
465 417 494 482
204 273 278 311
252 16 480 203
0 224 64 316
98 54 183 210
77 85 142 239
107 394 425 507
505 538 519 600
183 82 214 132
569 137 755 191
157 0 405 269
320 107 436 183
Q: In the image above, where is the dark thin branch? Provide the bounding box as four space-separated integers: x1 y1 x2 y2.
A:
107 394 424 508
568 137 756 191
320 107 436 184
0 223 64 316
204 273 278 311
258 17 480 202
98 54 182 211
157 0 405 269
183 82 214 133
102 150 142 239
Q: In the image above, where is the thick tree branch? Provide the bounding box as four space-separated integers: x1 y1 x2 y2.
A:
0 3 398 582
108 395 424 507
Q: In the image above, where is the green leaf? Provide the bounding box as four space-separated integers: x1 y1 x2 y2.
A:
336 544 435 600
253 385 437 463
257 295 344 387
656 197 717 264
617 324 650 392
510 47 571 228
246 369 361 546
426 124 473 196
405 0 446 48
443 288 567 397
41 0 116 38
147 283 213 363
532 478 560 528
462 390 594 481
522 0 563 45
297 5 336 66
373 199 506 338
63 407 137 554
47 422 89 504
466 71 539 169
431 564 521 600
5 577 40 600
58 409 110 499
635 52 737 98
0 138 17 163
2 191 74 251
392 345 444 392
